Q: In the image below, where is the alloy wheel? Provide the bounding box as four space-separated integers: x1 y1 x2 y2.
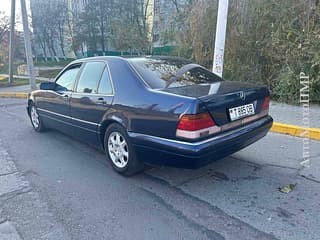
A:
30 106 40 129
108 132 129 168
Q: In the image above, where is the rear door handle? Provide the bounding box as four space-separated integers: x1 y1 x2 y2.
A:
96 98 107 105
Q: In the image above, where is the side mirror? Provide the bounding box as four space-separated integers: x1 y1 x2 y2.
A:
40 82 55 90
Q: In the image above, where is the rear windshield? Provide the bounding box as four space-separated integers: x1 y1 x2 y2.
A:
128 58 221 89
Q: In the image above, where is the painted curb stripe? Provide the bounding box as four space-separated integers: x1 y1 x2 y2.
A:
0 92 28 98
271 122 320 140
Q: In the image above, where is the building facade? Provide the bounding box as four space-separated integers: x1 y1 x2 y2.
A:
30 0 183 60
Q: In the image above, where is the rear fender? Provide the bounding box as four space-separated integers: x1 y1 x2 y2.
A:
98 113 129 149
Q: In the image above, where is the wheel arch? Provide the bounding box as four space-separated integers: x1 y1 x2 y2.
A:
99 118 127 150
27 98 35 116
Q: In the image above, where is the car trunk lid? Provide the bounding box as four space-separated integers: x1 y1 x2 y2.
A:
161 81 269 126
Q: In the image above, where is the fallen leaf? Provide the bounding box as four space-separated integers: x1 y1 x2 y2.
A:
279 183 296 193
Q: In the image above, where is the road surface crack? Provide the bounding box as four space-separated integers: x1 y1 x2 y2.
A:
135 173 279 240
140 187 225 240
0 172 18 177
299 174 320 184
0 187 32 202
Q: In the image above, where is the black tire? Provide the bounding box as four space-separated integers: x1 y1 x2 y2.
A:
29 103 46 132
104 123 144 176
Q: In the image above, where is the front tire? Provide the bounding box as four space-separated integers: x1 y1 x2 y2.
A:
104 123 143 176
29 103 45 132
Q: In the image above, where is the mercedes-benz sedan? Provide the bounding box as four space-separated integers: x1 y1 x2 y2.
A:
27 56 273 175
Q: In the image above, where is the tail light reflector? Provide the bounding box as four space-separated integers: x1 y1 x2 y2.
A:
262 96 270 111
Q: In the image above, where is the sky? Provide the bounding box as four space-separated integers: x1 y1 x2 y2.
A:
0 0 31 30
0 0 22 16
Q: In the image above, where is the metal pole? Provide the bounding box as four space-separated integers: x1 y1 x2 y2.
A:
212 0 229 78
20 0 36 90
8 0 16 84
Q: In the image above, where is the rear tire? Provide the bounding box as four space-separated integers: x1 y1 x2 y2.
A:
104 123 144 176
29 103 46 132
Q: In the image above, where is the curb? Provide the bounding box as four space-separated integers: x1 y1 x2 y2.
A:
271 122 320 141
0 92 28 98
0 93 319 141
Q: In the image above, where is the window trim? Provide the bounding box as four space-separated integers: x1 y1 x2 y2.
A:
74 61 105 94
54 59 115 97
54 63 83 92
97 63 115 96
71 60 115 96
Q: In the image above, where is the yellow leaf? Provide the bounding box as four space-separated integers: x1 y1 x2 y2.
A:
279 183 296 193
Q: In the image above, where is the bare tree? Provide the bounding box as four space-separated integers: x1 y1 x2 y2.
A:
0 12 10 43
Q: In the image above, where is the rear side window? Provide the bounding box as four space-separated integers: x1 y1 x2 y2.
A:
129 58 221 89
76 62 105 94
55 65 81 92
98 68 113 95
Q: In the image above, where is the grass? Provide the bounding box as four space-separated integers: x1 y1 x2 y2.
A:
0 62 62 81
0 77 41 88
0 64 16 75
0 60 69 76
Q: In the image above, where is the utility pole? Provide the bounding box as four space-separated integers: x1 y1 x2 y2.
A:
8 0 16 84
20 0 36 90
212 0 229 78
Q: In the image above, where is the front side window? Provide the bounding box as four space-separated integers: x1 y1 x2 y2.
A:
98 67 113 95
55 65 81 92
76 62 105 94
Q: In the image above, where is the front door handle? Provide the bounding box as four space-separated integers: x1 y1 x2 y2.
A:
96 98 107 105
62 94 70 101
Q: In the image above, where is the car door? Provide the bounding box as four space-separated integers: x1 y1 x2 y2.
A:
36 63 82 134
70 61 114 146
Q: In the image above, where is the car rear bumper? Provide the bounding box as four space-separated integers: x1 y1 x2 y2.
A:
128 116 273 168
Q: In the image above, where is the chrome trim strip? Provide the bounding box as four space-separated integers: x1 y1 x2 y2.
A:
220 110 268 132
37 108 100 126
130 115 271 146
38 108 72 120
72 116 99 126
42 114 97 133
70 92 114 97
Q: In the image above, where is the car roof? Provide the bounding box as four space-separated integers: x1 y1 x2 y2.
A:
70 55 192 64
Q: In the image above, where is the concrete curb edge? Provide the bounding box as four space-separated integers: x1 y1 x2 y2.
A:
0 92 28 98
271 122 320 140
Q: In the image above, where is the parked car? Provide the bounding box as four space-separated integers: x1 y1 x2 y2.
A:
27 56 273 175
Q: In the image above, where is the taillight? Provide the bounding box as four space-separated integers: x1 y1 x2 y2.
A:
262 96 270 111
177 113 215 131
176 113 220 139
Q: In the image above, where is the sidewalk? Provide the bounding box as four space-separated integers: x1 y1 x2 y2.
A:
0 139 71 240
0 74 50 83
0 84 39 93
0 74 49 94
270 101 320 128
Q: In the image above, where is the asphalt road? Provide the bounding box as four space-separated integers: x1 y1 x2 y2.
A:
0 98 319 240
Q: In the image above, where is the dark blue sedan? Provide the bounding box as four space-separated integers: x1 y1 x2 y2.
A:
27 56 273 175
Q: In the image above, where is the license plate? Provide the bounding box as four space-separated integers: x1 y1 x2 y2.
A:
229 103 255 121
